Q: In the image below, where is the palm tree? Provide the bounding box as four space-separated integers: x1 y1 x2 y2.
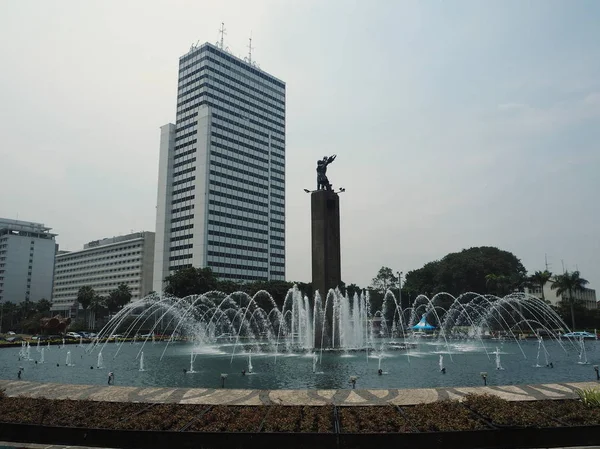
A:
551 271 589 331
529 270 552 301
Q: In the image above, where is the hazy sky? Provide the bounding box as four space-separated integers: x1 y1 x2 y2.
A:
1 1 598 289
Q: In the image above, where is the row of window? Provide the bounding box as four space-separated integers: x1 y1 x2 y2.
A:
212 122 285 154
212 130 284 163
56 244 143 263
171 214 195 224
208 230 267 245
177 100 284 139
207 250 267 263
209 169 269 193
178 63 285 108
177 109 284 145
208 260 267 273
174 157 196 170
173 175 195 187
172 194 195 206
173 166 196 178
178 81 285 120
55 256 142 273
177 95 284 134
213 112 284 145
172 204 194 215
209 208 268 227
179 47 285 91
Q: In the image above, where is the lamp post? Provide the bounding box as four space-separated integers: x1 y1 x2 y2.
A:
397 271 403 306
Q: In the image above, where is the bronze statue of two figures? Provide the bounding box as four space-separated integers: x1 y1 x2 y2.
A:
316 154 337 191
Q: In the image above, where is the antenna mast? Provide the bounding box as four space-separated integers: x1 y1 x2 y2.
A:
218 22 227 49
247 34 254 64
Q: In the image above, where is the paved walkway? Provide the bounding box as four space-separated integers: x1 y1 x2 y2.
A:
1 380 597 406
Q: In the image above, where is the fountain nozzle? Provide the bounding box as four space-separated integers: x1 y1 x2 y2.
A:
349 376 358 389
480 372 488 386
594 365 599 381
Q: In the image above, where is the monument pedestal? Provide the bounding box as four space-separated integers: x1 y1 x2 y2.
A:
311 189 341 302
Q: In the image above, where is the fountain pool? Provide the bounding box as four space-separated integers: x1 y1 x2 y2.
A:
1 288 593 390
1 339 598 390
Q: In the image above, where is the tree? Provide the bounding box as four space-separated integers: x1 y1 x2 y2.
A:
36 298 53 313
164 267 218 297
106 284 132 314
371 267 399 294
88 295 106 329
529 270 552 301
551 271 589 331
77 286 96 329
403 247 527 296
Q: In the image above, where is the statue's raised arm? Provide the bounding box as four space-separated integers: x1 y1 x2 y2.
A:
316 154 337 191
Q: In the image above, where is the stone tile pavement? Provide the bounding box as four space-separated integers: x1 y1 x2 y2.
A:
1 379 598 406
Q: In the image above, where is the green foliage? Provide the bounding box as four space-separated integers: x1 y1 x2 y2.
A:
551 271 589 330
164 267 219 297
403 247 527 296
371 267 398 294
529 270 552 301
106 284 132 313
68 318 87 332
76 286 95 310
35 298 53 313
576 388 600 407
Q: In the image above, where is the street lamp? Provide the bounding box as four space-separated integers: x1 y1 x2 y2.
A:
397 271 403 306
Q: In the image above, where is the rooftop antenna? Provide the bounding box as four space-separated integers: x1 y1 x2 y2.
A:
248 33 254 64
545 253 551 271
218 22 227 50
561 259 565 273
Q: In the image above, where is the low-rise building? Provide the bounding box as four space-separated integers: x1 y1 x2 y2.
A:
0 218 57 304
52 232 155 316
526 283 597 310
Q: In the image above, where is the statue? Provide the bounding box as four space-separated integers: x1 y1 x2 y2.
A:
316 154 336 191
40 315 72 334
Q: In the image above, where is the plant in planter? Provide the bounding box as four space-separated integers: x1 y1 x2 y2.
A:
576 388 600 408
463 394 558 428
525 400 600 426
402 400 488 432
339 406 413 433
261 405 303 432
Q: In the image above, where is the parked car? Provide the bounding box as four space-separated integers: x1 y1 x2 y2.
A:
66 332 81 338
7 331 16 335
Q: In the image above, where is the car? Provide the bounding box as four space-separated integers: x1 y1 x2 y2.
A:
6 336 22 342
7 331 16 335
66 332 81 338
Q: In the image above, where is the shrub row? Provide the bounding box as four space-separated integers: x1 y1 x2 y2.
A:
0 394 599 433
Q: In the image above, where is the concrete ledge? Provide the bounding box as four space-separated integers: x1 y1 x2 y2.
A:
1 379 597 406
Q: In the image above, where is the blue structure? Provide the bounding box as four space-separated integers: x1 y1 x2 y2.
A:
412 315 436 330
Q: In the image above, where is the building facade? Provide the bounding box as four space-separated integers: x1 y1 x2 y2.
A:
153 42 286 292
0 219 57 304
526 283 597 310
52 232 155 315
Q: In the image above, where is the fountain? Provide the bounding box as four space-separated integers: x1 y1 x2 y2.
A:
439 354 444 372
495 347 504 370
312 352 318 373
66 350 73 367
79 336 83 347
139 352 145 372
62 338 65 348
39 347 45 364
36 339 40 352
97 352 105 369
188 351 196 373
25 342 31 361
578 337 588 365
248 351 253 374
88 289 573 359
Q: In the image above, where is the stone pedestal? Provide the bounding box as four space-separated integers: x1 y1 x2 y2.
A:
311 190 341 302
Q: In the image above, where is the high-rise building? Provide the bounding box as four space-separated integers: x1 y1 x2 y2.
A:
0 219 57 304
153 42 286 292
52 232 155 316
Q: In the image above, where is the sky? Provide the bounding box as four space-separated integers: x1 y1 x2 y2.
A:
0 0 598 289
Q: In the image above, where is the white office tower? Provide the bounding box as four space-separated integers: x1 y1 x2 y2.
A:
0 219 57 304
153 42 286 292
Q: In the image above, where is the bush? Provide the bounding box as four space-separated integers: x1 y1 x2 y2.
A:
576 388 600 407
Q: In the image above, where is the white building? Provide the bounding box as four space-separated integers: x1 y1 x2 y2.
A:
0 219 57 304
153 41 286 292
526 283 597 310
52 232 155 315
